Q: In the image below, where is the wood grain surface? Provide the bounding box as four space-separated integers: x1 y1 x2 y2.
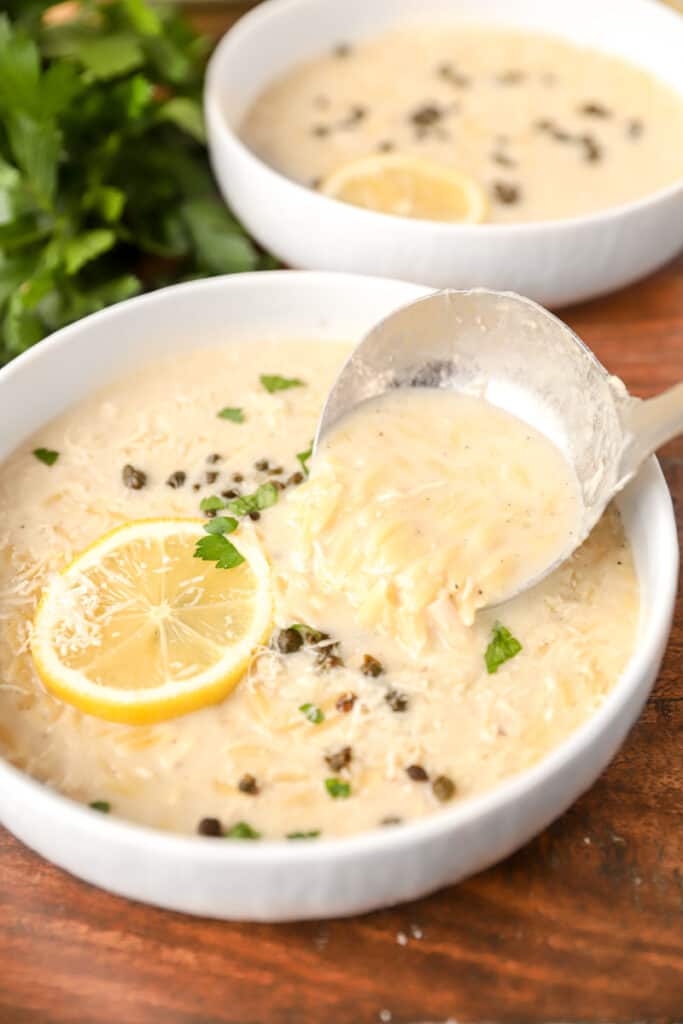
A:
1 8 683 1024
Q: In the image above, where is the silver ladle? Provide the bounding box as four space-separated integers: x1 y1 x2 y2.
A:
314 289 683 605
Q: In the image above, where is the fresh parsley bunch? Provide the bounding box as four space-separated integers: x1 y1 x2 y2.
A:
0 0 272 365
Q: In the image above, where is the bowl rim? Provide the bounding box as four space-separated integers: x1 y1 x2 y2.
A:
205 0 683 236
0 270 678 865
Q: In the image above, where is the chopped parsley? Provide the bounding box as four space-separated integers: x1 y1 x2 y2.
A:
194 533 244 570
227 482 279 517
290 623 327 644
287 830 320 840
199 495 225 513
89 800 110 813
299 702 324 725
198 483 279 522
296 440 313 476
33 447 59 466
485 622 522 674
260 374 305 393
225 821 260 840
217 407 245 423
325 777 351 799
203 515 238 536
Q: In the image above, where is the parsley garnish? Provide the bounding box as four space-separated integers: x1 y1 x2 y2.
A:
203 515 238 536
485 622 522 674
260 374 305 393
33 447 59 466
199 495 225 513
198 483 279 520
225 821 261 840
0 2 273 367
217 407 244 423
89 800 110 813
299 702 324 725
194 533 244 570
286 831 320 840
226 482 279 517
296 440 313 476
325 778 351 799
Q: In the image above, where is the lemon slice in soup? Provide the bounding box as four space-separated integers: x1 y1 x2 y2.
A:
320 154 488 223
31 519 271 724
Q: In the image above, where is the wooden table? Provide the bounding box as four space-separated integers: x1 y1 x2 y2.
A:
2 9 683 1022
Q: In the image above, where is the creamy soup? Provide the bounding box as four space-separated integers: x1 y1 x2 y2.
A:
276 389 581 631
0 341 638 838
240 25 683 223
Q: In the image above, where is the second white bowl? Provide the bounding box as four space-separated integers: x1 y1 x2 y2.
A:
205 0 683 307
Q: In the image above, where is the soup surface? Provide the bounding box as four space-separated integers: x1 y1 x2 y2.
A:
240 25 683 223
0 340 638 837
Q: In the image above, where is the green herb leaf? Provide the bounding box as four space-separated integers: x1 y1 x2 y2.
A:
6 111 60 207
286 831 320 840
120 0 162 36
181 197 259 274
217 406 244 423
226 482 279 518
33 447 59 466
203 515 238 536
85 185 126 224
296 440 313 476
199 495 225 512
194 533 245 570
260 374 306 394
64 230 116 276
325 778 351 799
0 16 41 115
225 821 260 840
290 623 326 644
89 800 111 813
75 33 146 81
484 622 522 674
158 97 206 144
299 702 324 725
0 3 273 368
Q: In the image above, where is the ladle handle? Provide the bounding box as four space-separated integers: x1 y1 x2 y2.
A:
619 381 683 480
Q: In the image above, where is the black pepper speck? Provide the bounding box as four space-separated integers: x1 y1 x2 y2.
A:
336 692 357 713
492 181 521 204
122 464 147 490
579 101 611 118
325 746 352 772
166 471 186 489
361 654 384 677
385 689 409 713
273 628 304 654
238 773 260 795
198 817 222 837
432 775 456 802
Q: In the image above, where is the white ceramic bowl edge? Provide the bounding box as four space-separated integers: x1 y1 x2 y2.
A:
0 272 677 919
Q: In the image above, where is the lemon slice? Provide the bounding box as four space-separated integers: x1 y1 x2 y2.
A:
320 154 488 223
31 519 271 724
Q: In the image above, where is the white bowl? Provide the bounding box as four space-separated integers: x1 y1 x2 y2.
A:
0 272 677 921
205 0 683 308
